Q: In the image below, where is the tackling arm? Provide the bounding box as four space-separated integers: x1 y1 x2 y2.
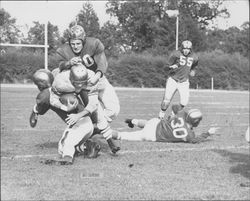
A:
88 40 107 85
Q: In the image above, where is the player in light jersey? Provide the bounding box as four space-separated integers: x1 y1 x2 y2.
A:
112 104 220 143
159 40 199 119
50 64 120 154
54 24 120 122
30 70 101 165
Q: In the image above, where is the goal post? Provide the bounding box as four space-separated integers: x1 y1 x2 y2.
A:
0 1 49 69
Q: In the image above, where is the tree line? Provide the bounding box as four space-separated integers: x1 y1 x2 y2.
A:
0 0 249 90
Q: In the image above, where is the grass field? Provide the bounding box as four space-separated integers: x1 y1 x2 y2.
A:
1 85 249 200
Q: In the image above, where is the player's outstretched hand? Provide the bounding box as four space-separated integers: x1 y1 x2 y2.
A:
169 64 178 69
208 127 220 135
189 70 196 77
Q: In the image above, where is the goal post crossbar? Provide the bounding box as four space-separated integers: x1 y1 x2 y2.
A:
0 43 49 48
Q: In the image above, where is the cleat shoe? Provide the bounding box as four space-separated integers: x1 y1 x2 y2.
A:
87 142 101 158
29 110 38 128
125 118 134 128
82 139 93 157
107 138 120 154
57 155 73 165
74 143 86 157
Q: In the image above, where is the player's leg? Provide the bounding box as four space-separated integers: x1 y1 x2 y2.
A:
113 118 159 141
159 77 178 117
94 103 120 154
29 89 51 127
125 118 148 128
97 77 120 122
58 116 94 164
178 80 190 108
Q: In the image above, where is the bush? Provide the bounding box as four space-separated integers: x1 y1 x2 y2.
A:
0 48 249 90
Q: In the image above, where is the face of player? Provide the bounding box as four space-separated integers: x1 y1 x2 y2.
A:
182 48 191 56
70 39 83 54
36 80 50 91
70 79 88 93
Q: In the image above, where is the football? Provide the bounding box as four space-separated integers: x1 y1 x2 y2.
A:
59 93 79 106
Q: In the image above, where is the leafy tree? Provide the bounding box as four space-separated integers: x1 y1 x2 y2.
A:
0 8 21 43
106 0 161 52
27 21 60 54
76 2 100 37
206 22 249 57
105 0 229 53
62 2 100 41
177 0 229 51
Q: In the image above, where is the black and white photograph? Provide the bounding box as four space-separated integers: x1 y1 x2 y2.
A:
0 0 249 200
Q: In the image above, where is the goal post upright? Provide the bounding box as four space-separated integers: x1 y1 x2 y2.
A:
44 0 48 69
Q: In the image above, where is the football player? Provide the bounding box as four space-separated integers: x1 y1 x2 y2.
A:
54 24 120 122
112 104 220 143
30 70 101 165
159 40 199 119
31 64 120 155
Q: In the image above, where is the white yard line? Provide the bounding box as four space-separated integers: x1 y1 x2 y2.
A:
1 145 249 160
1 84 249 94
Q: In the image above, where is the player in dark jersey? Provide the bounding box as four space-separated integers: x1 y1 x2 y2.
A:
29 25 119 128
159 40 199 119
112 104 220 143
54 24 120 122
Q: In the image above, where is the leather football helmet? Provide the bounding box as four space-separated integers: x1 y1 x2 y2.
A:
32 69 54 91
68 25 86 41
186 109 202 127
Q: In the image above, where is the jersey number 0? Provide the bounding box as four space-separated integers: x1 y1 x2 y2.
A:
82 54 95 68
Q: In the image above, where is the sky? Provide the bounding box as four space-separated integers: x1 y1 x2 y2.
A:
1 0 249 36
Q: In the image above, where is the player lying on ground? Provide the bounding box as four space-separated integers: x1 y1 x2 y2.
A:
159 40 199 119
54 24 120 122
30 70 101 165
30 64 120 154
112 104 220 143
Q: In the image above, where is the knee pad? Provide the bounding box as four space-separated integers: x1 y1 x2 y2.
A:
161 100 170 111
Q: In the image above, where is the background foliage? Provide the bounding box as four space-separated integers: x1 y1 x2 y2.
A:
0 0 249 90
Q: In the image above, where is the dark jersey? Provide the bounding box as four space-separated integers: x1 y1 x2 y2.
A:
156 110 209 143
55 37 107 74
156 110 194 142
168 50 198 82
35 88 86 123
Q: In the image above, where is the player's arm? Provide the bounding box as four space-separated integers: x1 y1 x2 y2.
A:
168 51 179 69
89 39 107 85
187 127 220 144
34 89 51 115
189 56 199 76
55 48 81 71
